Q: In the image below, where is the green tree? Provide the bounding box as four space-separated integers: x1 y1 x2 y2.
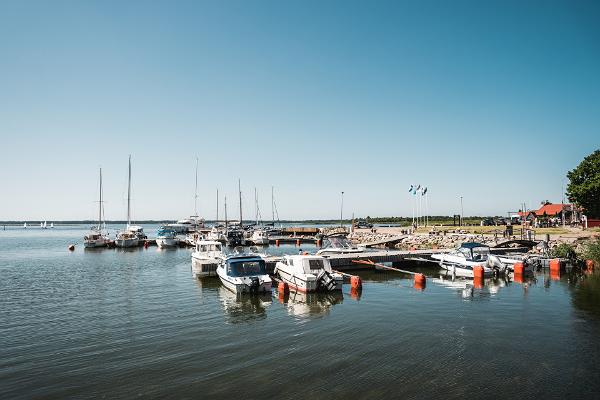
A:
567 149 600 218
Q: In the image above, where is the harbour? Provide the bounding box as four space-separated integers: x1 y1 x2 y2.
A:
1 224 599 399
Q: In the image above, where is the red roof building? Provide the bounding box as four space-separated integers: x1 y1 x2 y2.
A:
533 203 571 217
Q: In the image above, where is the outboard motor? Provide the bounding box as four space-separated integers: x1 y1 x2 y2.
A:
487 255 506 276
247 277 260 293
316 270 336 291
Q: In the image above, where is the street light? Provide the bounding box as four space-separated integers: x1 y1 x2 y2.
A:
460 196 464 226
340 191 344 227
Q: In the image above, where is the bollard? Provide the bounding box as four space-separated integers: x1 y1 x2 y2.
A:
68 244 75 251
351 275 362 290
549 258 562 272
585 259 595 271
513 262 525 275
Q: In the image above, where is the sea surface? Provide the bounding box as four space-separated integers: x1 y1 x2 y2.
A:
1 224 599 399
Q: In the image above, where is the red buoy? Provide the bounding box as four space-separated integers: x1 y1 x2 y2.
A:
413 273 426 290
144 241 149 249
351 275 362 290
276 239 280 247
513 262 525 275
473 265 485 279
585 259 595 271
278 281 289 294
549 258 562 272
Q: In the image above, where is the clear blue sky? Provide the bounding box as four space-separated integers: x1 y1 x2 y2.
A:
1 0 598 221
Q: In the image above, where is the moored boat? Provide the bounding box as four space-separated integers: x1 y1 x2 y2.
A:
156 226 179 248
84 167 110 248
116 156 142 248
431 242 508 277
316 233 365 256
275 254 343 292
216 253 272 294
191 239 225 277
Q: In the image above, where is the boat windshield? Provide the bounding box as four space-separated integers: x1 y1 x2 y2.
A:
308 259 325 271
326 237 353 249
458 246 489 261
227 260 265 276
200 244 221 252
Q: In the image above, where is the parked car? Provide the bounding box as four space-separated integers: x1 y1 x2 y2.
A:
481 218 496 226
355 221 373 229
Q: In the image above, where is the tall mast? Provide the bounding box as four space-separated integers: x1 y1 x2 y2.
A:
224 195 228 229
216 189 219 223
98 167 103 229
271 186 275 226
194 157 199 217
238 179 243 228
255 187 258 225
127 155 131 227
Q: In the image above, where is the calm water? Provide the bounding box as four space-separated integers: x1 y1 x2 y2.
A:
1 225 599 399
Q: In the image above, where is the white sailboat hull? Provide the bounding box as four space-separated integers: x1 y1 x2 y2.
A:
115 238 139 248
84 238 109 248
156 237 179 248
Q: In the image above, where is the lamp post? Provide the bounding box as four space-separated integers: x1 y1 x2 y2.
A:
460 196 464 226
340 191 344 227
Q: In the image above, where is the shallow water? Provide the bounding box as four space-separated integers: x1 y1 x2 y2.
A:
1 225 599 399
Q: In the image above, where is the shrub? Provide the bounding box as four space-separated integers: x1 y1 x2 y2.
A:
582 237 600 264
550 243 578 262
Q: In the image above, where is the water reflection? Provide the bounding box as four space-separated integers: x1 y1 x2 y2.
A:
572 271 600 318
217 286 272 323
279 289 343 319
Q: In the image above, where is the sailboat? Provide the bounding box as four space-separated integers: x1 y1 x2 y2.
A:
249 187 269 245
226 180 247 247
50 222 54 229
23 222 27 229
84 168 110 248
42 221 47 229
116 156 143 248
169 158 205 235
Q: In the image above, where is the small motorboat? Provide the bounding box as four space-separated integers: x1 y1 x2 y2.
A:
431 242 508 277
156 226 179 248
316 233 365 256
216 253 272 294
250 228 269 245
191 240 225 278
275 254 343 292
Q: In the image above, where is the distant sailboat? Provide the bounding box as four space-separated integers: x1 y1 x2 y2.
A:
23 222 27 229
42 221 47 229
50 222 54 229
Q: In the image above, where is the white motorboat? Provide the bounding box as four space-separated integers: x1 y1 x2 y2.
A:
316 233 366 256
216 253 272 294
166 217 204 234
84 167 110 248
250 228 269 245
156 226 179 248
116 156 142 248
191 240 225 278
275 254 343 292
430 242 508 277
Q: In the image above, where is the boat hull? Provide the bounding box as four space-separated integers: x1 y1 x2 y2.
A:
277 267 343 292
156 237 179 248
115 238 139 248
84 239 108 248
191 255 219 277
216 268 272 294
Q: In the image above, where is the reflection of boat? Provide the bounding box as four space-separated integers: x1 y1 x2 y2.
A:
218 286 271 322
156 226 179 248
275 255 343 292
283 289 343 318
316 233 365 255
431 242 508 277
192 240 225 278
217 253 272 294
